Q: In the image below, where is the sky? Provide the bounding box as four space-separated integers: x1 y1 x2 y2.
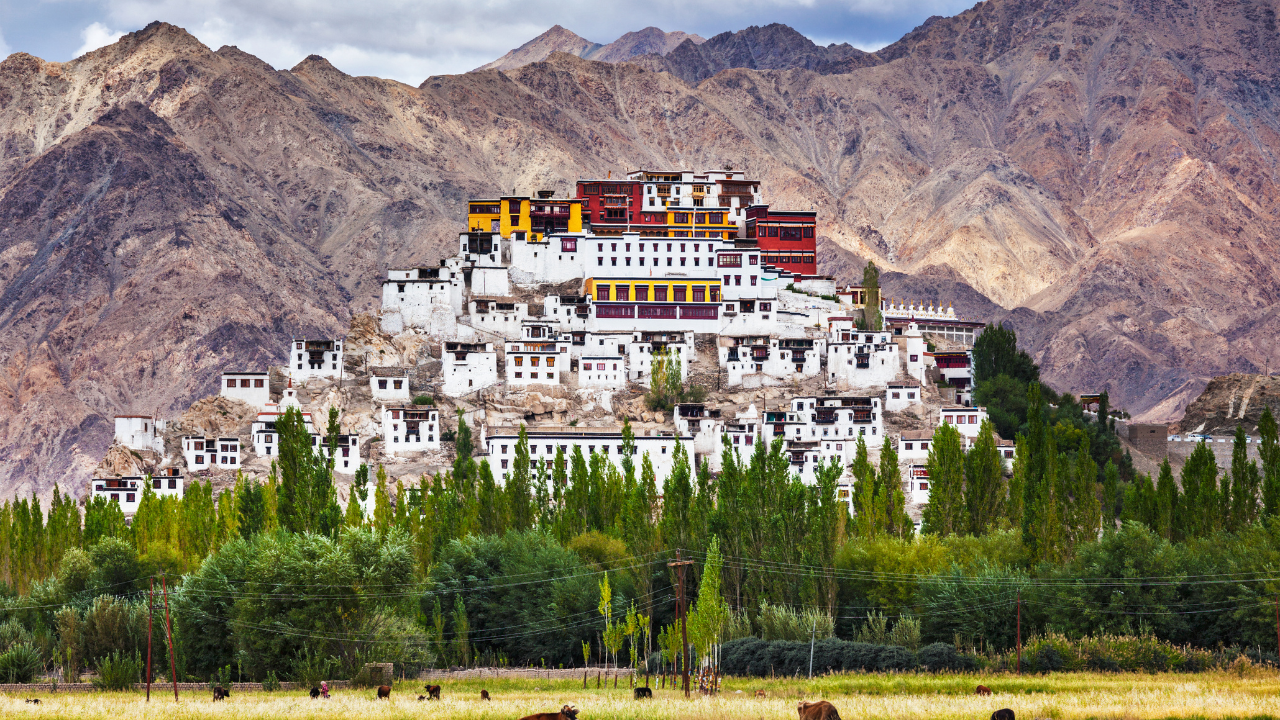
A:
0 0 977 84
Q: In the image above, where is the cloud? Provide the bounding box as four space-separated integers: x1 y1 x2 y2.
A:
75 22 127 58
12 0 975 82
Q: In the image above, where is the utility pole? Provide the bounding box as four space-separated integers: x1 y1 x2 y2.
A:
668 550 694 698
162 572 178 701
147 578 153 701
1016 591 1022 676
1274 595 1278 660
807 617 817 679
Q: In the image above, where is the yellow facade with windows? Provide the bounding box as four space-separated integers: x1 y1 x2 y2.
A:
585 278 722 304
467 197 583 238
665 209 734 229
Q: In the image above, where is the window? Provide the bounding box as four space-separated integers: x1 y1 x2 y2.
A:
892 392 900 399
240 379 251 387
905 442 914 450
611 257 617 266
969 415 978 424
531 357 540 367
597 285 610 301
195 455 204 464
751 275 757 286
501 459 509 469
616 285 630 301
692 286 705 302
654 286 668 302
126 493 135 503
944 415 953 424
735 275 742 286
910 354 919 362
515 372 522 378
514 357 523 366
710 287 720 303
255 378 264 388
378 379 388 389
636 286 649 301
749 255 758 265
169 479 177 490
760 301 770 311
674 286 686 302
547 357 555 367
393 380 403 389
226 379 236 388
531 372 539 379
720 254 742 267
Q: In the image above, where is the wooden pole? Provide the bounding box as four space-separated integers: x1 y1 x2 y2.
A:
1016 591 1022 676
163 573 178 701
146 578 153 701
1274 595 1279 663
668 550 693 698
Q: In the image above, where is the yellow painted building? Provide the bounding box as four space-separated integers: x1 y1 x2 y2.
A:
467 196 583 239
664 208 735 234
585 277 722 304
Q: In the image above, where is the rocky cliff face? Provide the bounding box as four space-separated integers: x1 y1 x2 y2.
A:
2 0 1280 497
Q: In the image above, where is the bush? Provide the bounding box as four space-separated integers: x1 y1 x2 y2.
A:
413 396 434 406
0 642 42 683
916 642 961 671
93 650 141 690
263 670 281 691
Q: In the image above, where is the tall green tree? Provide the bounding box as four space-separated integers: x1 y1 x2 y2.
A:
1102 460 1120 530
236 475 268 540
964 420 1006 536
1154 459 1176 539
507 425 535 532
921 423 966 537
877 436 910 539
477 460 506 536
862 261 882 331
1229 425 1261 530
851 435 876 537
1261 407 1280 518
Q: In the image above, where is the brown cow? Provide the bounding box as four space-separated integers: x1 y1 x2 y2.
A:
633 687 652 699
798 700 842 720
992 709 1015 720
976 685 993 696
213 685 230 701
377 685 391 700
423 684 441 700
755 690 768 698
480 689 490 701
518 704 580 720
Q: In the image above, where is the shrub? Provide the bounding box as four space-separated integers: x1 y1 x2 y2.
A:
413 395 434 406
93 650 142 690
917 642 961 671
0 642 42 683
263 670 281 691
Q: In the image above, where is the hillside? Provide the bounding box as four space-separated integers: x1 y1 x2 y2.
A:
1 0 1280 495
474 25 704 71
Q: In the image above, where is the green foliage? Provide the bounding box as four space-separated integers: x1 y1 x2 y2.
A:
861 262 881 331
644 348 704 411
93 650 142 690
0 642 41 683
412 395 434 405
922 423 966 536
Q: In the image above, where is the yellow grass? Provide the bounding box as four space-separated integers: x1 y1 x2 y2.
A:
4 672 1280 720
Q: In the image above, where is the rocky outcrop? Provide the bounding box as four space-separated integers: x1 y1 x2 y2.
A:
1178 374 1280 435
475 25 704 72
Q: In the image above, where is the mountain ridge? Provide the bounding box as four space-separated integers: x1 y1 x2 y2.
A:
474 25 705 72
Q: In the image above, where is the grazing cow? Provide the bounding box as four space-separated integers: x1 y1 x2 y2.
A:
213 685 230 701
992 709 1015 720
976 685 993 696
755 690 768 698
310 687 321 699
480 689 491 701
518 704 580 720
25 699 40 705
377 685 392 700
423 684 441 700
797 700 842 720
634 687 652 699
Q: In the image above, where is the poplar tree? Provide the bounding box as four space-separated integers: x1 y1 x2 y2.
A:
507 425 534 532
877 436 910 538
1178 442 1219 538
921 423 966 537
659 441 694 554
851 435 876 537
1154 458 1176 539
1021 383 1049 557
964 420 1006 536
1229 425 1260 529
344 463 370 527
862 261 881 331
477 460 506 536
1260 407 1280 518
1070 434 1101 548
1102 460 1119 530
236 475 267 540
215 486 238 545
373 465 393 533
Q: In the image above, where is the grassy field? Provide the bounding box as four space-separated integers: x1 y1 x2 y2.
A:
3 672 1280 720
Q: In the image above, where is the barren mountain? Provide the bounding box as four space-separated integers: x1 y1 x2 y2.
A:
627 23 881 82
2 0 1280 496
1177 374 1280 435
475 25 704 72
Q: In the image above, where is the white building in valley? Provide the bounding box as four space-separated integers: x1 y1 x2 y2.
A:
468 299 530 338
90 472 184 515
485 427 693 491
380 405 442 454
220 372 271 410
506 323 570 386
718 333 825 387
370 367 412 402
286 339 344 380
939 406 989 439
181 436 241 471
443 342 499 397
628 331 691 383
885 379 923 412
827 326 899 388
252 410 316 458
113 416 165 454
380 264 464 334
579 355 627 389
